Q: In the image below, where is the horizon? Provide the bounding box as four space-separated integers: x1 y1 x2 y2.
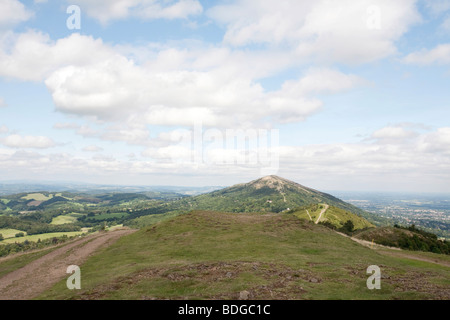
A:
1 1 450 193
1 176 450 196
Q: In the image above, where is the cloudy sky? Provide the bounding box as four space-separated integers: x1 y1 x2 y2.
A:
0 0 449 192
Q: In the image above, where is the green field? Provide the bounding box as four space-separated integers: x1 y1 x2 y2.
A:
38 211 449 300
21 193 53 201
1 231 86 244
88 212 128 221
51 213 84 225
0 229 27 239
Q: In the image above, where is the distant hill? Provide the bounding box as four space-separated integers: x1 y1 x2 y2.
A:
176 175 372 217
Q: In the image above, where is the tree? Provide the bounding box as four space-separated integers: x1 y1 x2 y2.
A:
342 220 355 234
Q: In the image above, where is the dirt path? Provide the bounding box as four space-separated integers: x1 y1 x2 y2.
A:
305 210 313 222
0 228 135 300
335 232 450 268
315 204 329 224
379 250 450 268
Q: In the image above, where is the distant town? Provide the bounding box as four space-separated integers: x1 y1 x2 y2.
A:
332 191 450 239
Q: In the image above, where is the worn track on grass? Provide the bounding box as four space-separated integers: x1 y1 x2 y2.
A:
0 229 136 300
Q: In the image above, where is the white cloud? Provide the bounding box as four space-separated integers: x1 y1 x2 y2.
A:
70 0 202 25
0 0 33 28
0 126 449 192
137 0 203 20
1 134 56 149
0 31 116 81
419 127 450 154
372 126 417 142
403 44 450 65
0 125 8 134
208 0 420 64
0 97 6 108
44 46 363 128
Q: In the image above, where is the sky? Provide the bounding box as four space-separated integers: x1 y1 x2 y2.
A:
0 0 450 192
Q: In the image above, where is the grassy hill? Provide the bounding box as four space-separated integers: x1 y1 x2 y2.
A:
173 176 374 217
355 226 450 255
292 204 375 231
37 211 449 300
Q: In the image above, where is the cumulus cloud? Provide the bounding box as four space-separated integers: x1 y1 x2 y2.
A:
45 49 363 128
371 126 418 142
0 31 116 81
1 134 56 149
70 0 202 25
403 44 450 65
0 125 8 134
0 0 33 28
419 127 450 154
208 0 420 64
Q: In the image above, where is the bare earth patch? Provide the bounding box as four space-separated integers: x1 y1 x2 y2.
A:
76 261 318 300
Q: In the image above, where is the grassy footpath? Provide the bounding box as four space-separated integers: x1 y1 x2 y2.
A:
33 211 449 300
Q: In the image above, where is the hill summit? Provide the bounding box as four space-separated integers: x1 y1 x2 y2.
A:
243 175 321 193
182 175 369 219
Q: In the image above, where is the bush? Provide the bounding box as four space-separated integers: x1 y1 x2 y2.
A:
338 220 355 235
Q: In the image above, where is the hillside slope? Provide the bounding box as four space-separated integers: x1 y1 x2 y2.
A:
177 176 370 216
355 226 450 254
37 211 449 300
292 204 375 230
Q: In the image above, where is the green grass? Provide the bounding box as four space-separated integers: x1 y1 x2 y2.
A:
293 204 374 230
38 211 449 300
126 211 182 229
0 229 27 239
21 193 53 201
0 248 56 279
1 231 86 244
50 213 82 225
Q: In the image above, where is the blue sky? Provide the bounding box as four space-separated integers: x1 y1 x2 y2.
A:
0 0 450 192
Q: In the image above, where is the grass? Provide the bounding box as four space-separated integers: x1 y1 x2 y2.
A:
0 229 27 239
50 213 83 225
0 248 55 279
293 204 374 230
1 231 86 244
21 193 53 201
38 211 449 300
